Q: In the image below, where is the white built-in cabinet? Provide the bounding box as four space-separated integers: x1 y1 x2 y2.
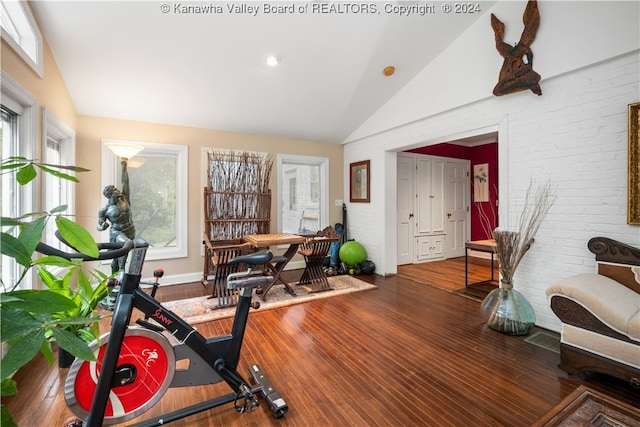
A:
397 153 469 265
409 156 445 262
415 235 445 261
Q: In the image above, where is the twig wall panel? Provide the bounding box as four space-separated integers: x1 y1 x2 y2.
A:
202 150 274 294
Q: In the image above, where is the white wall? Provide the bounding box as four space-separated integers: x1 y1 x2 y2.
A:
343 1 640 332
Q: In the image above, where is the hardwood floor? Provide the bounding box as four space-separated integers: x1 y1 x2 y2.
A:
397 256 499 292
4 264 638 426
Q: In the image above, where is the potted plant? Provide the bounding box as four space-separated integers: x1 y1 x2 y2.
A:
479 181 555 336
38 258 110 367
1 157 108 426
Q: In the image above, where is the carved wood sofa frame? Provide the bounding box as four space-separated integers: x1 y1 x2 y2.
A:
547 237 640 388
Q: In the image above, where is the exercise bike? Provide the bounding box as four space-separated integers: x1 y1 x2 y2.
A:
36 236 288 426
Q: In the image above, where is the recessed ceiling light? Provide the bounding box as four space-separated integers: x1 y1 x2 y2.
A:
266 55 280 67
383 66 395 76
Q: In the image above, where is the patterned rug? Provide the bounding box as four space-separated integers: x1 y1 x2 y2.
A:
162 275 377 325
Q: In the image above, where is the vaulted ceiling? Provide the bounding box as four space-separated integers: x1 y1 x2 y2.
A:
32 1 496 143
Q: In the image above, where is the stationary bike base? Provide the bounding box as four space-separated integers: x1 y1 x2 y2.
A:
128 364 288 427
249 364 288 419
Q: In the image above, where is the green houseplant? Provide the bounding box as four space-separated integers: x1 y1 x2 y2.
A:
1 157 109 426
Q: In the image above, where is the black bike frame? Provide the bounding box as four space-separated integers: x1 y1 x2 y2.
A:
82 271 257 427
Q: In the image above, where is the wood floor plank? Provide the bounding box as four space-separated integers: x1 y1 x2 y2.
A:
3 264 638 427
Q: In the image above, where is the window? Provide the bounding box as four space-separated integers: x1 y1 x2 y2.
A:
1 106 19 289
277 154 329 235
101 139 188 261
0 1 43 76
1 71 37 290
42 108 75 250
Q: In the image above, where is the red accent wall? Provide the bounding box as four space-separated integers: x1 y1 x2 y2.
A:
406 142 498 241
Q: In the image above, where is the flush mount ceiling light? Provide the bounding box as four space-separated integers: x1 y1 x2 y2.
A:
266 55 280 67
383 66 395 76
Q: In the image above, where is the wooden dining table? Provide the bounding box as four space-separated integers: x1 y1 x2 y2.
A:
243 233 306 299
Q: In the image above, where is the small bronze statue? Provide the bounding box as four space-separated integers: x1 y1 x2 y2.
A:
97 160 136 273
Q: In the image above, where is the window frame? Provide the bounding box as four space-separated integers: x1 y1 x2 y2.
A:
41 108 76 250
0 1 43 77
277 154 329 234
1 71 38 290
101 139 188 261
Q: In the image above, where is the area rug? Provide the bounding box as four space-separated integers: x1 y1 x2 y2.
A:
162 275 377 325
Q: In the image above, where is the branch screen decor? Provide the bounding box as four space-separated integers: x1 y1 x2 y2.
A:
204 149 273 240
202 150 274 295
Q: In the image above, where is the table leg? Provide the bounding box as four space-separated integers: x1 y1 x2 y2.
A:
260 244 299 300
465 247 469 288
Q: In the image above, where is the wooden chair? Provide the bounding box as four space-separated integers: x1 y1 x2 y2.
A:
202 236 252 307
298 226 340 293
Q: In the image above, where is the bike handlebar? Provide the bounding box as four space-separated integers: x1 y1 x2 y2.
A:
36 231 136 262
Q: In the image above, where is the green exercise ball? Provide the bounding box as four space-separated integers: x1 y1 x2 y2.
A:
339 240 367 266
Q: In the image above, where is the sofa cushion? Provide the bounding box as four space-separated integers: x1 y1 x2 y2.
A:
546 273 640 340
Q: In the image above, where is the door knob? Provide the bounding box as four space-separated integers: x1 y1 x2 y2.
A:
409 213 414 219
447 213 452 218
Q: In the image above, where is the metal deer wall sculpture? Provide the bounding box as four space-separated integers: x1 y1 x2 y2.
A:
491 0 542 96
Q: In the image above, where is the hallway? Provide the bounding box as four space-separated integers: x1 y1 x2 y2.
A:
397 256 498 299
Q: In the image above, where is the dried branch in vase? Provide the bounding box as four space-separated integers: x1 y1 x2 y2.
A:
490 181 554 283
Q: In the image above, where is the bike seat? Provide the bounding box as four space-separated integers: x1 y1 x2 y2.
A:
230 250 273 266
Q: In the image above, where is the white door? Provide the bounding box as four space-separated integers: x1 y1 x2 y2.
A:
444 160 469 258
431 158 445 233
397 155 414 265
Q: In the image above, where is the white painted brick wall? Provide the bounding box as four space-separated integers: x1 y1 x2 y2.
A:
344 51 640 332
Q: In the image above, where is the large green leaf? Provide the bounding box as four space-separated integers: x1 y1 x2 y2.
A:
0 217 25 227
1 290 77 314
50 327 96 361
36 164 79 182
55 216 99 258
36 266 61 290
0 233 31 267
18 216 45 256
0 307 43 343
0 404 18 427
49 204 68 214
1 156 28 166
15 164 37 185
39 338 54 366
0 329 45 380
76 268 93 304
39 163 90 173
1 378 17 397
33 255 76 268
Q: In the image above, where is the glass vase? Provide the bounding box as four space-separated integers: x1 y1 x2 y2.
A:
480 279 536 336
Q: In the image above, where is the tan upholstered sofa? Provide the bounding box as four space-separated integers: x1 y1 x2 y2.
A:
546 237 640 388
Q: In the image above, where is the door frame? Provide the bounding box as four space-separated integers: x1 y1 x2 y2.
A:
394 126 503 269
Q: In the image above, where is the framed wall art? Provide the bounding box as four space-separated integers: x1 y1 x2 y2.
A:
629 102 639 225
473 163 490 202
350 160 370 203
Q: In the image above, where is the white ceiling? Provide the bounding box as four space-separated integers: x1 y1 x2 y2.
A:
31 1 496 144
